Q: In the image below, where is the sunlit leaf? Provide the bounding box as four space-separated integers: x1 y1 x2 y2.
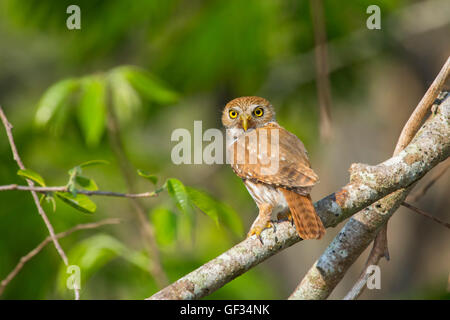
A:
67 160 109 176
77 76 107 147
214 201 244 237
186 186 243 236
56 192 96 214
166 178 195 218
17 169 46 187
39 194 46 205
35 78 79 127
150 206 177 246
75 176 98 191
78 160 110 168
48 196 57 212
122 66 178 105
137 169 158 185
186 187 219 227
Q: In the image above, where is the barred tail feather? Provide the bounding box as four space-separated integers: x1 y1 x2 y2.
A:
281 189 325 239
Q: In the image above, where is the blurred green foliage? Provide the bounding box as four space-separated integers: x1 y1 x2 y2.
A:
0 0 444 300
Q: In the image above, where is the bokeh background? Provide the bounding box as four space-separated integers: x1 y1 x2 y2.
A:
0 0 449 299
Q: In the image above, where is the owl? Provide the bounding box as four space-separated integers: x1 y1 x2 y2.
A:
222 96 325 241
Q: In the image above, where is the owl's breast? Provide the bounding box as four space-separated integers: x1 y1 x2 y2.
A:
244 179 289 216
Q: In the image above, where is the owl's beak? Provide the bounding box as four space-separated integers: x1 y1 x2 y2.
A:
240 115 251 131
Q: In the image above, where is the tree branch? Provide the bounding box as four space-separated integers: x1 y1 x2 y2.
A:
148 97 449 299
0 218 121 297
401 201 450 229
0 184 160 198
293 187 411 300
0 106 79 299
393 59 450 154
290 90 449 300
340 57 450 300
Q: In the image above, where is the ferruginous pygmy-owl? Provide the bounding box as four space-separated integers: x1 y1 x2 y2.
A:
222 96 325 241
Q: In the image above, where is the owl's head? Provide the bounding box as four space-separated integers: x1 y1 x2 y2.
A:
222 96 275 131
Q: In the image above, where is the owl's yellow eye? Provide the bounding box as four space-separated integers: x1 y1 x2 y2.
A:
253 107 264 117
229 110 238 119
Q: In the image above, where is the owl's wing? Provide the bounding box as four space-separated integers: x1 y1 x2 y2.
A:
230 123 319 189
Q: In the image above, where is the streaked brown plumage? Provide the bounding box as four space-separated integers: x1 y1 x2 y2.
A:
222 96 325 240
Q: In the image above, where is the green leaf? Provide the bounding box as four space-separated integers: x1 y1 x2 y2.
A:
46 195 57 212
214 202 244 237
166 178 195 218
57 234 150 294
56 192 96 214
186 187 219 227
77 76 107 147
150 206 177 246
187 186 243 236
35 78 79 127
75 176 98 191
68 160 109 175
17 169 46 187
122 66 179 105
78 160 110 168
39 194 46 205
137 169 158 185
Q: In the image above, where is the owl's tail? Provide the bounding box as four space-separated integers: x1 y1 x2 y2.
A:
281 189 325 240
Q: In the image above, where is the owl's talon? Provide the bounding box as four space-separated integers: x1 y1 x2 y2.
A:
247 228 264 245
270 220 277 233
277 211 293 225
264 221 275 230
247 227 262 239
247 220 277 245
258 235 264 245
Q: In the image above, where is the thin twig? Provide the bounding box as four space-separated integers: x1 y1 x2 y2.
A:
409 158 450 202
0 184 159 198
402 201 450 229
0 106 80 299
0 218 121 297
310 0 333 141
344 57 450 300
394 60 450 154
343 272 371 300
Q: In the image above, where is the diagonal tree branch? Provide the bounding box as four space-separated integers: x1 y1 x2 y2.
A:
401 201 450 229
341 57 450 300
393 59 450 155
0 106 79 300
292 187 411 300
0 218 121 297
148 96 449 299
